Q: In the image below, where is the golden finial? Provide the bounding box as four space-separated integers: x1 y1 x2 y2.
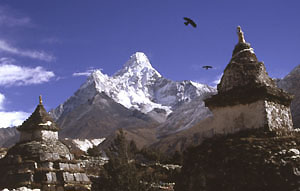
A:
237 26 246 43
39 95 43 105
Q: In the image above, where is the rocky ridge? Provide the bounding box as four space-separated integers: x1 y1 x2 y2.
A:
277 64 300 128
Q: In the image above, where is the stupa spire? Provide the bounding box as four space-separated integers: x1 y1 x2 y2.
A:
39 95 43 105
237 26 246 43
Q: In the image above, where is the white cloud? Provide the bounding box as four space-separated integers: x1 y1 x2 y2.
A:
0 6 31 27
0 93 5 110
73 69 97 77
0 15 30 27
0 92 30 128
0 40 55 62
0 60 55 86
0 111 29 128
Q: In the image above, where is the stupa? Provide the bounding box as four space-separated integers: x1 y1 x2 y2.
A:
176 27 299 191
0 96 91 191
205 26 294 135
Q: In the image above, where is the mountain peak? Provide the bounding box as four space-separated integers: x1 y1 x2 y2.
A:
130 52 149 62
114 52 161 77
127 52 151 68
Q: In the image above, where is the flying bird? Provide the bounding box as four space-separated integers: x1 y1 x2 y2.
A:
183 17 197 28
202 65 213 70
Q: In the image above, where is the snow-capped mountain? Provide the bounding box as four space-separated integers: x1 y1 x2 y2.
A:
62 138 105 152
52 52 215 119
50 52 216 138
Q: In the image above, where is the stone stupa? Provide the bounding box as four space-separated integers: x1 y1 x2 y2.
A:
205 26 294 135
0 96 91 191
176 26 300 191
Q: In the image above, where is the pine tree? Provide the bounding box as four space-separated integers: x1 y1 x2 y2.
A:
98 129 148 191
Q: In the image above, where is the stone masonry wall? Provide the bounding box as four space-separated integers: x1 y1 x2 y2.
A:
0 141 91 191
19 131 58 142
265 101 293 132
209 100 267 134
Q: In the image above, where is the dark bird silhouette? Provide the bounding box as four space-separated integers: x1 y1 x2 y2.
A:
202 65 213 70
183 17 197 28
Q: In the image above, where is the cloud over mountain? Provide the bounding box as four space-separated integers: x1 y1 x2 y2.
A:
73 69 96 77
0 93 4 110
0 92 30 128
0 110 29 128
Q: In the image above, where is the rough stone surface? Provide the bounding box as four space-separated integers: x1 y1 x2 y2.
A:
176 129 300 191
206 100 266 134
18 103 58 133
0 140 91 190
203 100 294 136
1 187 40 191
18 101 59 143
265 101 293 132
0 148 7 159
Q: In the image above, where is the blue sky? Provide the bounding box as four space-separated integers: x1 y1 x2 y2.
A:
0 0 299 127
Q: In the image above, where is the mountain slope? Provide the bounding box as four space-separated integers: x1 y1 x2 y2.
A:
0 127 19 148
277 64 300 128
151 117 214 153
58 92 158 139
157 95 213 137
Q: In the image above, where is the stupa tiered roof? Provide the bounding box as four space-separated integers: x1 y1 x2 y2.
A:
18 96 59 132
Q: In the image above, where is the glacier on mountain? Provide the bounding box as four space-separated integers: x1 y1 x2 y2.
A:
65 138 105 152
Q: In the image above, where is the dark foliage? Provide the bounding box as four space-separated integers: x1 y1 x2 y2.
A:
96 129 181 191
97 129 150 191
87 146 102 157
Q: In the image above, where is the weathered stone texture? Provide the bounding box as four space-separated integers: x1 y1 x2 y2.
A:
219 59 276 93
207 100 266 134
265 101 293 132
45 172 57 183
176 129 300 191
38 162 54 170
60 172 74 183
1 187 41 191
0 140 91 190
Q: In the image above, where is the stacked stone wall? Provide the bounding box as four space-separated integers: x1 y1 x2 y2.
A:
0 141 91 191
265 101 293 132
